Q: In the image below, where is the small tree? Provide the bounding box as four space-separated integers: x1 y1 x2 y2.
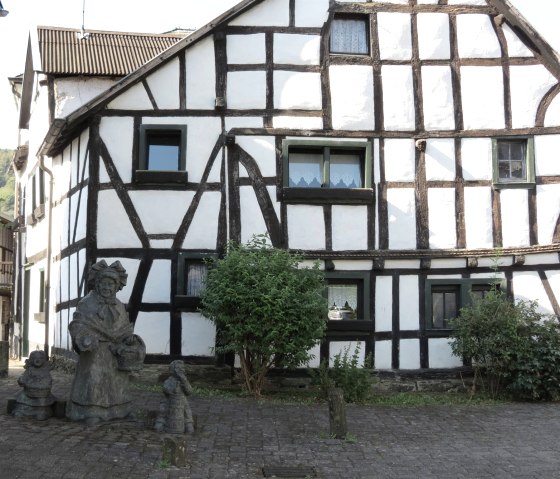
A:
200 235 327 397
450 288 560 400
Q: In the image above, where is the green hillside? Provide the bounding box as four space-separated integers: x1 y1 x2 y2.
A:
0 150 15 219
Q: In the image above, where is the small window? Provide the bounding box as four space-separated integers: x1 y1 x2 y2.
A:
325 272 370 321
431 285 459 329
137 124 187 183
175 253 216 309
492 137 534 188
330 16 369 55
425 279 498 331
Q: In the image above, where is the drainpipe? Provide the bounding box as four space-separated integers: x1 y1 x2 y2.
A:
38 156 53 358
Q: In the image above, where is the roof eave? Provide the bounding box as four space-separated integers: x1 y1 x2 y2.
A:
40 0 265 158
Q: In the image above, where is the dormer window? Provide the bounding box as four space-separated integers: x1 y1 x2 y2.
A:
330 16 369 55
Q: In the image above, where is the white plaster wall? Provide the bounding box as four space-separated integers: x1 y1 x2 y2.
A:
68 252 80 301
186 36 216 110
429 338 463 368
235 136 276 177
134 312 170 354
150 239 174 249
536 135 560 176
229 0 289 26
306 344 322 368
400 339 420 370
274 34 321 65
384 260 421 269
329 341 366 367
399 276 419 331
382 66 415 131
502 24 534 57
544 94 560 127
129 190 194 234
501 189 530 248
384 139 416 182
464 186 493 248
182 192 221 250
545 272 560 311
387 188 416 250
97 190 142 249
536 185 560 245
99 117 134 183
27 219 49 258
228 71 267 109
510 65 557 128
428 188 456 249
71 188 88 242
267 186 281 219
59 257 69 303
478 256 512 268
425 139 455 181
287 205 325 250
142 260 171 303
240 186 268 244
58 198 70 251
145 58 180 110
100 257 141 304
512 272 554 314
182 313 216 356
225 117 264 130
55 77 116 118
272 116 323 129
422 66 455 130
329 65 375 130
331 205 368 251
417 13 450 60
227 33 266 64
461 67 505 130
378 13 412 60
274 71 322 110
107 82 153 110
332 260 373 271
461 138 492 181
431 258 466 269
375 276 393 332
524 253 560 266
294 0 329 27
374 340 392 370
457 14 501 58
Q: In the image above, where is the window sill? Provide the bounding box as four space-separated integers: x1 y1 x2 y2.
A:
283 187 374 204
327 320 374 332
492 181 535 190
135 170 188 185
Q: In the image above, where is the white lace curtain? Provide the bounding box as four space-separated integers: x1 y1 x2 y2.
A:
330 19 368 54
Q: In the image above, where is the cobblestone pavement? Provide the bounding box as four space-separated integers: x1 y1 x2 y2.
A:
2 362 560 479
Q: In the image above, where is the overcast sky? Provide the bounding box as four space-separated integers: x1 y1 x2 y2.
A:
0 0 558 149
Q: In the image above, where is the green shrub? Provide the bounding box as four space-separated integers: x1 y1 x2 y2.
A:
310 344 374 403
200 235 327 398
450 288 560 400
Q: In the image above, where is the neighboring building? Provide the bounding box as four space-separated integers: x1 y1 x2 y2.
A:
11 0 560 372
0 215 13 351
10 26 186 358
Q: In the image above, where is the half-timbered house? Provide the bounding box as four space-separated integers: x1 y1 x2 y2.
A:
14 0 560 372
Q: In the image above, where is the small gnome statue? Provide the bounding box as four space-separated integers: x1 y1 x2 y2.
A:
154 360 194 434
13 350 56 420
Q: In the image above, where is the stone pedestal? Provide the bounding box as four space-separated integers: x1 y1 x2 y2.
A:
0 340 8 378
